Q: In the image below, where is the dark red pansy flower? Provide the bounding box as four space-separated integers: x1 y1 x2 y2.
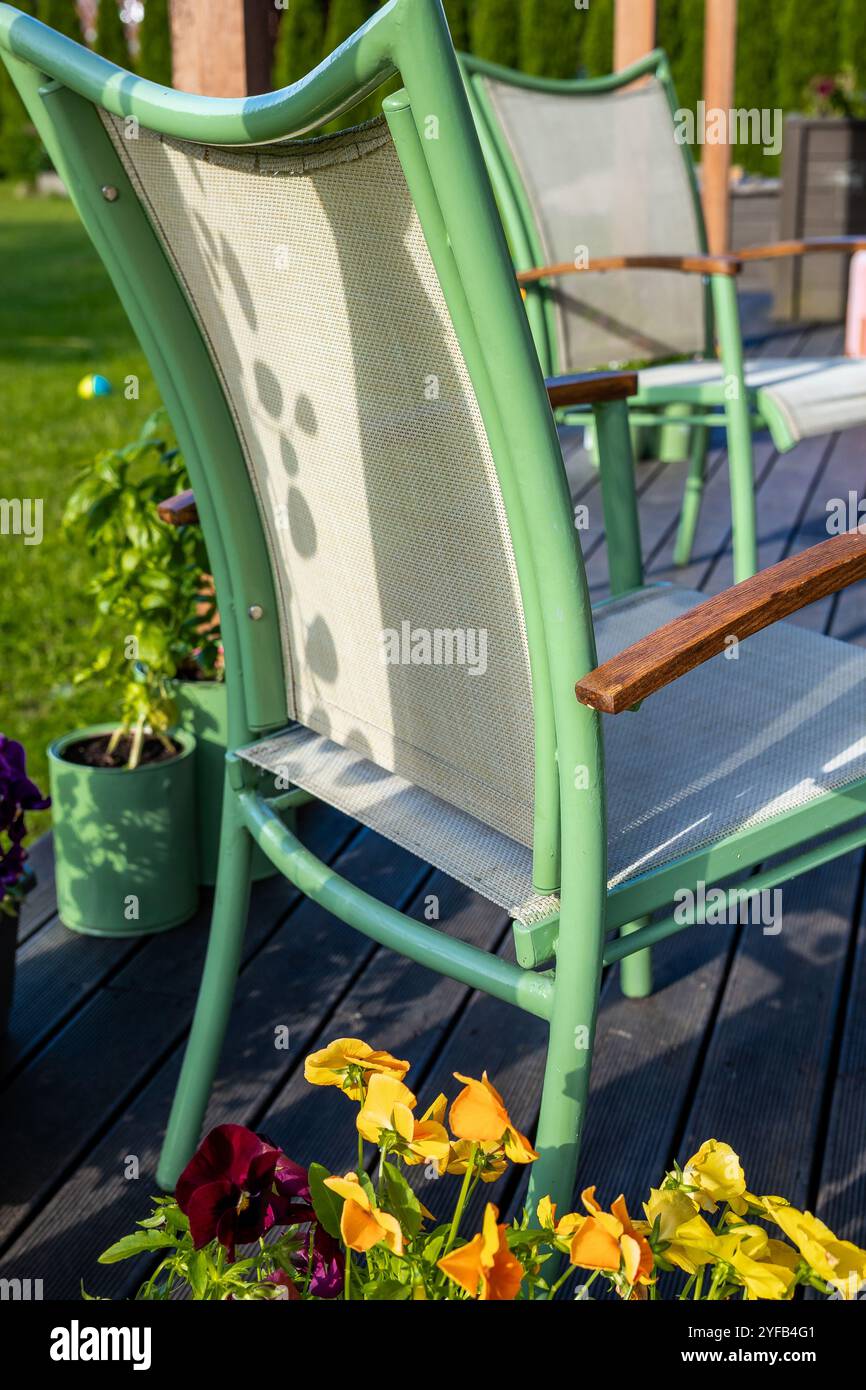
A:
177 1124 297 1256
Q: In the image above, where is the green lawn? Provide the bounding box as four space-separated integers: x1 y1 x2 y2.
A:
0 183 162 836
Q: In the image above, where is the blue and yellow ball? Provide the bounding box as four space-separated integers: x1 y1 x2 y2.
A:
77 373 113 399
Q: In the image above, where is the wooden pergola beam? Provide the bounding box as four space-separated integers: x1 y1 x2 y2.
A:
613 0 657 71
701 0 738 253
170 0 272 97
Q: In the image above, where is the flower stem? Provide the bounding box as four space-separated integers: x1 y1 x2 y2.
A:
442 1144 478 1256
344 1253 352 1301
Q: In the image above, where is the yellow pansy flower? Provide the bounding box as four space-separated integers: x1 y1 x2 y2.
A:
683 1139 750 1215
445 1139 507 1183
437 1203 523 1301
762 1198 866 1299
449 1071 539 1164
322 1172 404 1255
640 1188 715 1275
304 1037 410 1100
357 1074 450 1165
536 1195 583 1242
713 1232 796 1301
402 1091 452 1168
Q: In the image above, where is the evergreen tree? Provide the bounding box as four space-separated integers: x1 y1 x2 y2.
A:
38 0 82 41
137 0 173 86
272 0 325 89
0 0 41 182
776 0 839 113
96 0 131 69
840 0 866 92
469 0 519 70
442 0 469 53
662 0 703 118
323 1 378 126
518 0 581 79
323 0 373 56
734 0 779 174
578 0 613 78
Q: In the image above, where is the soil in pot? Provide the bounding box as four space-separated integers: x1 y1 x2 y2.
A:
63 733 182 769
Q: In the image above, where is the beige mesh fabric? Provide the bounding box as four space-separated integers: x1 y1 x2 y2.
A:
482 76 707 371
101 114 536 847
243 585 866 922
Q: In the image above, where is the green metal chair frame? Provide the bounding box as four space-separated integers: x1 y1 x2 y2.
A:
460 48 866 585
4 1 866 1217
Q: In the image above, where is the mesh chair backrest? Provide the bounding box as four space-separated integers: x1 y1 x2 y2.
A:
481 75 707 370
101 114 535 848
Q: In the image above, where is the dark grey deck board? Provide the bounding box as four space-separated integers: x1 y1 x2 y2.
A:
17 834 58 944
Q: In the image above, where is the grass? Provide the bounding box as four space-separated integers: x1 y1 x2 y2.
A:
0 182 162 837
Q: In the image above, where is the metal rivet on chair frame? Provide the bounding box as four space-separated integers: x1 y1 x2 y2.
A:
101 184 119 202
248 604 264 621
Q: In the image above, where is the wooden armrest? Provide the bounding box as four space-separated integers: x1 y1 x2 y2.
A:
575 530 866 714
546 371 638 409
157 489 199 525
518 253 742 286
735 236 866 263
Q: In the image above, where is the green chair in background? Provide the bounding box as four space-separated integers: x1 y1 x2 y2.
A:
5 0 866 1216
461 48 866 583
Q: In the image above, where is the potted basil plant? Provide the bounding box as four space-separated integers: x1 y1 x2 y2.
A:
61 410 274 895
51 414 199 936
1 735 50 1033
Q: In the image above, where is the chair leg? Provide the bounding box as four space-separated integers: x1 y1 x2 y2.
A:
673 422 708 567
619 915 653 998
157 782 254 1191
726 412 758 581
527 898 605 1217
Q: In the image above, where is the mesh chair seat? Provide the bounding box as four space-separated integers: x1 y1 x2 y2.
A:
638 357 866 448
241 584 866 925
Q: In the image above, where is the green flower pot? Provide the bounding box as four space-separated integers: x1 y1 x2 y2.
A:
173 679 275 886
48 724 199 937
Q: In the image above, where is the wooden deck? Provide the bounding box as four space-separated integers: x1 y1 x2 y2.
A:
3 319 866 1300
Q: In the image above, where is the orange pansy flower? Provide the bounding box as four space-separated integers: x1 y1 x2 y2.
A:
569 1187 653 1290
449 1072 539 1164
437 1203 523 1300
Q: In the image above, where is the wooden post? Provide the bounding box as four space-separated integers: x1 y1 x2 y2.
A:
170 0 272 97
613 0 657 72
702 0 738 253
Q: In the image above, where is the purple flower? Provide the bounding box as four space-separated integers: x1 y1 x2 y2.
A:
0 736 49 899
295 1225 344 1299
176 1124 314 1258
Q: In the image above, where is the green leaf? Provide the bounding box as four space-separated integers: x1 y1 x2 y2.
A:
357 1169 377 1208
98 1230 178 1264
381 1161 423 1238
185 1248 209 1300
364 1278 411 1300
308 1162 343 1240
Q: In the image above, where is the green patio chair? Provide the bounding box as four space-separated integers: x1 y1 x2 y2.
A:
461 48 866 583
5 1 866 1215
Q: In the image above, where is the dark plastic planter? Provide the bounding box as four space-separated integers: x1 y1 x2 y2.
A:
48 723 198 937
173 678 275 886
